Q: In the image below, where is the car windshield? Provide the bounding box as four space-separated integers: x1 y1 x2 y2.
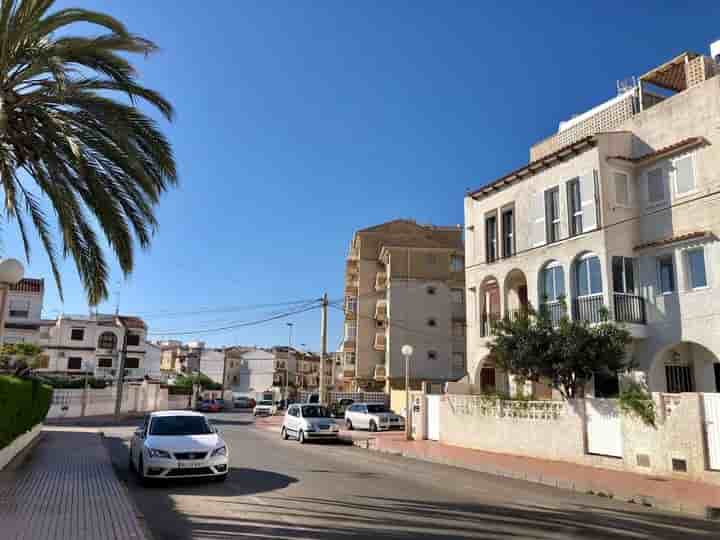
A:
301 405 330 418
149 416 212 436
258 400 273 406
367 404 387 413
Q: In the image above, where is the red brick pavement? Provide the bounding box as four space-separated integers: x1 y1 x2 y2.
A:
0 430 147 540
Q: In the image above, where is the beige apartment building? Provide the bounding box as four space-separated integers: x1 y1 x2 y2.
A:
342 220 466 395
464 43 720 396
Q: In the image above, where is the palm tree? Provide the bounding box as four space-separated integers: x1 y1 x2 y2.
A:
0 0 177 304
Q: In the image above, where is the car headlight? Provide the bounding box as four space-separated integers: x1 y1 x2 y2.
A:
211 445 227 457
147 448 171 459
305 423 316 432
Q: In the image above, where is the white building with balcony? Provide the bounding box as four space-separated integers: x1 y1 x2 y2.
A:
464 45 720 396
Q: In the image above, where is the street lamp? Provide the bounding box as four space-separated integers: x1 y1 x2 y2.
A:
401 344 414 441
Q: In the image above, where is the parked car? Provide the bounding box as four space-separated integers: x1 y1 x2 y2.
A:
344 402 404 432
330 398 354 418
233 396 254 409
281 404 340 443
253 400 277 416
197 399 222 413
129 411 229 484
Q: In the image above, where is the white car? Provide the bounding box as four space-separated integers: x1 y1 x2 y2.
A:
281 404 340 443
253 400 277 416
344 402 405 432
129 411 229 484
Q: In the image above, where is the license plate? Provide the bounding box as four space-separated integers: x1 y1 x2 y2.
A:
319 424 330 430
177 461 205 469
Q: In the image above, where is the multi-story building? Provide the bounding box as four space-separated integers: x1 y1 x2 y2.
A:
342 219 467 395
36 314 149 380
296 352 334 390
223 347 298 397
464 43 720 396
2 278 46 344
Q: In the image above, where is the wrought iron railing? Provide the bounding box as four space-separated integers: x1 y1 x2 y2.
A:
480 312 501 337
613 293 647 324
539 301 566 327
572 294 605 324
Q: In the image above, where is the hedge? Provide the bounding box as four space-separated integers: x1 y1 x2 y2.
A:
0 375 53 450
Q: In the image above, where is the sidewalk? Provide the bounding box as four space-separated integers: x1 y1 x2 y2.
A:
0 428 148 540
360 431 720 518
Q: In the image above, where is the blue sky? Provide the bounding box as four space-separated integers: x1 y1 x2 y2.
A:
7 1 720 349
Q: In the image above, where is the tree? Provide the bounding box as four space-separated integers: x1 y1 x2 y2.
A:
489 305 632 399
0 0 177 304
0 342 43 377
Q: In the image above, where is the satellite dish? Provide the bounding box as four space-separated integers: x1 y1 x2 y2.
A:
0 258 24 284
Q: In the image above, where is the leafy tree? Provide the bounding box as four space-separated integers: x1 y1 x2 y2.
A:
0 0 176 304
0 342 43 377
489 305 632 399
174 372 221 390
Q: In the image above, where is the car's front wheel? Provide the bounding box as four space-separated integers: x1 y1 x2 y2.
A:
369 420 378 432
137 456 149 486
298 430 306 444
346 419 353 431
281 427 288 440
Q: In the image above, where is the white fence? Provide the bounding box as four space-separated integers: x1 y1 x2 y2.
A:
47 382 170 419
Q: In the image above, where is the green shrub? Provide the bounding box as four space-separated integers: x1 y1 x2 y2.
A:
0 375 53 449
619 381 656 427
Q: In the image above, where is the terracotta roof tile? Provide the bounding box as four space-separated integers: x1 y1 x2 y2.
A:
608 137 706 165
9 278 44 294
118 316 147 330
634 230 711 251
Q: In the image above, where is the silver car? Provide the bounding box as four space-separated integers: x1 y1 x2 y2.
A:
344 402 405 432
281 404 340 443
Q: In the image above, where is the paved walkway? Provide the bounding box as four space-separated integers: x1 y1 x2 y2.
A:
0 429 148 540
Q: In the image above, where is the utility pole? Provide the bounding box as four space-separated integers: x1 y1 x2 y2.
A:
319 292 328 405
286 322 293 406
114 317 129 420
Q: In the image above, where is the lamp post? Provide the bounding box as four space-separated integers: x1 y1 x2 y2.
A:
401 344 414 441
0 258 24 347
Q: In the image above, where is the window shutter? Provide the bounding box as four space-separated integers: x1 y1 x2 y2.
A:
674 156 695 195
530 191 546 246
580 171 598 232
558 184 568 239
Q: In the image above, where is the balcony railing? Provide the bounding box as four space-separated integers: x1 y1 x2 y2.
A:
375 272 387 291
374 332 386 351
572 294 605 324
374 299 387 321
505 307 529 322
342 340 356 352
613 293 647 324
480 312 501 337
539 301 566 327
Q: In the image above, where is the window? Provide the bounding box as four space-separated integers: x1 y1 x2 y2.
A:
673 155 695 196
70 328 84 341
485 214 497 263
450 255 464 272
126 333 140 346
427 350 438 361
576 254 602 297
666 364 694 393
541 262 565 302
426 286 437 295
686 248 707 289
501 208 515 257
67 357 82 370
8 300 30 318
125 357 140 369
427 318 437 328
344 322 356 340
612 256 635 294
233 375 238 383
545 187 561 242
657 255 676 294
375 320 384 328
98 332 117 350
345 352 355 365
97 357 113 368
345 295 357 313
647 168 666 204
567 179 583 236
614 172 630 206
451 288 464 304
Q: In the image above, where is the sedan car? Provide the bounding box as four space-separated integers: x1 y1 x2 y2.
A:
233 396 254 409
253 400 277 416
197 399 222 413
345 402 405 432
281 404 340 443
129 411 229 484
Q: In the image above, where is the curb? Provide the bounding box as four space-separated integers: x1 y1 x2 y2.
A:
352 439 716 520
1 427 45 472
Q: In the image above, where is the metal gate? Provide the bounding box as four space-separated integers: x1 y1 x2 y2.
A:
585 398 623 458
702 394 720 470
426 395 440 441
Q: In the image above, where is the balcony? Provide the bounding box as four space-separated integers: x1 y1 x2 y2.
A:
342 340 356 353
342 368 356 379
375 272 387 291
345 308 356 321
373 365 387 380
572 294 605 324
613 293 647 325
479 312 501 337
374 332 386 351
539 301 567 327
374 299 387 321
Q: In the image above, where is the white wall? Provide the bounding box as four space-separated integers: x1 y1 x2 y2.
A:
200 349 225 383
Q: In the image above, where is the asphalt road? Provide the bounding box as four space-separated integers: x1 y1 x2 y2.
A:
102 411 719 540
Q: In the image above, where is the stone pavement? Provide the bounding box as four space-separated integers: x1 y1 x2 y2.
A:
359 431 720 519
0 428 148 540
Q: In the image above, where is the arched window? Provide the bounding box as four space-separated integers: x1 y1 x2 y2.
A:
575 253 603 297
98 332 118 350
540 261 565 302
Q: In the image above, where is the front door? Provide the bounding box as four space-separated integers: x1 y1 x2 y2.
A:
480 368 496 393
